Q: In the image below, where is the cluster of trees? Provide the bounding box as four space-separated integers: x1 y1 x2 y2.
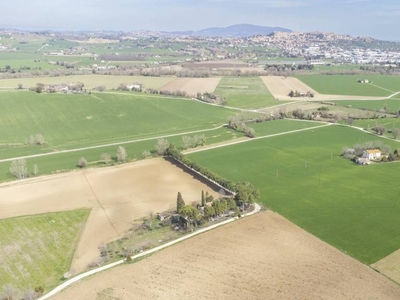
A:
0 284 44 300
145 88 188 98
55 61 76 69
176 192 241 228
25 134 45 146
9 159 39 179
288 90 314 98
181 134 206 150
342 140 396 159
360 65 400 75
227 115 256 138
196 92 227 105
29 82 85 94
264 64 314 73
117 83 142 92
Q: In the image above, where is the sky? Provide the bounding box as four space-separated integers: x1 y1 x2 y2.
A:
1 0 399 41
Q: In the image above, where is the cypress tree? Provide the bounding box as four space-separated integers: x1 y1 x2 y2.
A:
201 190 205 207
177 192 185 213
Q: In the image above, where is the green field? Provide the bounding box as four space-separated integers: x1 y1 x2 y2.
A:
332 99 400 113
296 75 400 96
0 209 90 291
0 75 174 90
188 125 400 264
249 119 326 136
0 91 232 151
214 77 280 109
0 119 323 182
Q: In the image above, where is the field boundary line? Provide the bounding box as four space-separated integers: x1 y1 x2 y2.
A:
0 125 227 163
39 203 261 300
184 123 331 155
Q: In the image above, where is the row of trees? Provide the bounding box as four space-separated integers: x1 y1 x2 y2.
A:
227 115 256 138
167 145 260 204
146 88 188 98
181 134 206 150
78 146 128 168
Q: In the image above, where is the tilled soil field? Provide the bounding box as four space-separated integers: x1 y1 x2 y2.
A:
261 76 382 101
0 158 222 273
159 77 222 95
52 211 400 300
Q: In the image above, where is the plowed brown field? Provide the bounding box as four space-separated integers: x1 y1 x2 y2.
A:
159 78 221 95
52 211 400 300
260 76 382 101
0 158 222 273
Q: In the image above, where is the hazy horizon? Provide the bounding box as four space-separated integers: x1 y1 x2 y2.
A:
1 0 399 41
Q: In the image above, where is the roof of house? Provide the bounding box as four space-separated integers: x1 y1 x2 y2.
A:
365 149 381 154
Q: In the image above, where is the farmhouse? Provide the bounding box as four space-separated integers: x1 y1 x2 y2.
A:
355 157 371 165
362 149 381 160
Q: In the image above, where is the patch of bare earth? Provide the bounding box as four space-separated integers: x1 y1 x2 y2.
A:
372 249 400 284
52 211 400 300
0 158 222 273
260 76 382 101
159 77 221 95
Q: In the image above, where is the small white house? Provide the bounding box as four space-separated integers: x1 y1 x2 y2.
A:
362 149 381 160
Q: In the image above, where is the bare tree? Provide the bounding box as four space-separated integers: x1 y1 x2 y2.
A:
78 157 87 168
33 164 39 176
94 85 106 92
141 150 151 158
23 289 37 300
116 146 127 162
182 135 191 150
346 117 354 126
100 153 111 164
35 134 45 145
392 128 400 139
1 284 18 300
155 138 169 156
9 159 28 179
26 134 45 145
245 127 256 138
372 124 386 135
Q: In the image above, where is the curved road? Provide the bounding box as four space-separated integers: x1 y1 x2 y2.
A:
39 203 261 300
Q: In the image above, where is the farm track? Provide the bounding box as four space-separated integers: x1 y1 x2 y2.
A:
49 210 400 300
0 124 227 163
40 204 261 300
184 123 331 154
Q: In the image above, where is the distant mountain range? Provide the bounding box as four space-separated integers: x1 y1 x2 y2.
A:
165 24 292 38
